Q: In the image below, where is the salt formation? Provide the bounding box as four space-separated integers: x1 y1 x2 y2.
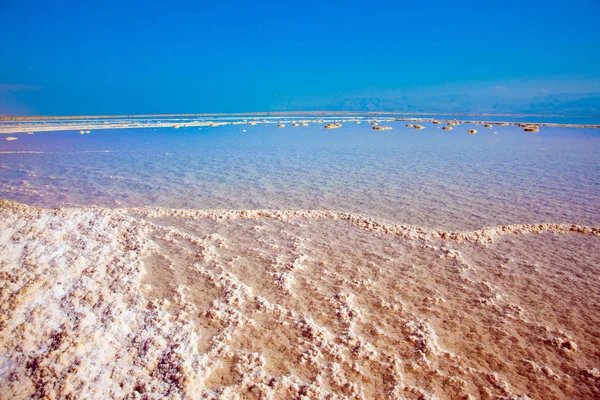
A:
524 125 540 132
2 115 598 135
324 123 342 129
0 200 599 399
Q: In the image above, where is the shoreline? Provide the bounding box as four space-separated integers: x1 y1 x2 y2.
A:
2 110 600 121
1 116 600 134
2 199 599 244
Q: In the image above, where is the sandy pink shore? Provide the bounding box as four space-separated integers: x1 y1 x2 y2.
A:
1 200 599 399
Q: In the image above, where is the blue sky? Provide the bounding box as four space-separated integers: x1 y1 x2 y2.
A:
1 0 599 115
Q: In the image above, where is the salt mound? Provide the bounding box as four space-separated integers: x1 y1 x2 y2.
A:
324 123 342 129
524 125 540 132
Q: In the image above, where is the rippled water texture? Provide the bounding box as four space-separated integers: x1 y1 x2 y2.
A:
1 118 598 230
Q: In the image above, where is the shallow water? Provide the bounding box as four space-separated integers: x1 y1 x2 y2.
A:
1 118 599 230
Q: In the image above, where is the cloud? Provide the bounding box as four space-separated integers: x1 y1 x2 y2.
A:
0 83 43 93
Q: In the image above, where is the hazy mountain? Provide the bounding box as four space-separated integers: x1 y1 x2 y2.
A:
278 92 600 115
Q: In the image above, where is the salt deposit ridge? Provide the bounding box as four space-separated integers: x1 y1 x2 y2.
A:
1 200 599 399
1 113 599 135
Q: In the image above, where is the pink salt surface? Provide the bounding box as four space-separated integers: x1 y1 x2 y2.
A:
1 200 599 399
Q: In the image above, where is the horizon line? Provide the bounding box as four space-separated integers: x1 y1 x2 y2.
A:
2 110 600 121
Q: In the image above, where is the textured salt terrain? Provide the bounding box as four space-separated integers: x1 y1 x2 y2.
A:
1 201 599 399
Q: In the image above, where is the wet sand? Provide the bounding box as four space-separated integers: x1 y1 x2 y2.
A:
1 200 599 399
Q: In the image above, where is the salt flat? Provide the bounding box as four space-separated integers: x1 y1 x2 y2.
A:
0 116 599 398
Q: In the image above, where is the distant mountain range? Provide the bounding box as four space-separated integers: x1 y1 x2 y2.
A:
278 92 600 116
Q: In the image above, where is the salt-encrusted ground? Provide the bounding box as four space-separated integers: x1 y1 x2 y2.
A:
1 200 599 399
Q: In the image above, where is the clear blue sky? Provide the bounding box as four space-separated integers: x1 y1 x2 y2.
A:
1 0 599 115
